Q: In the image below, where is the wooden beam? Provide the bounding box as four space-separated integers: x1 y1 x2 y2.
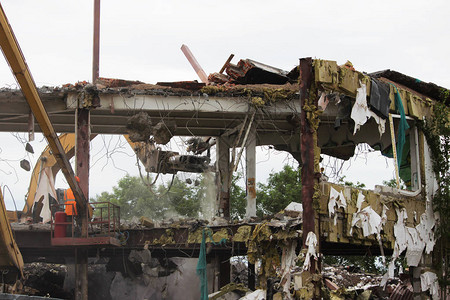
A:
180 44 209 84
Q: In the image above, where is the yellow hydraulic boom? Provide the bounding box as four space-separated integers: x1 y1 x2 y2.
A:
0 3 87 213
0 188 24 282
6 134 137 222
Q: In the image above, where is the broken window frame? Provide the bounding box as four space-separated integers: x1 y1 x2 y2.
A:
376 114 422 196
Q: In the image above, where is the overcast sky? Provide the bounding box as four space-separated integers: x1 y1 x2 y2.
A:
0 0 448 209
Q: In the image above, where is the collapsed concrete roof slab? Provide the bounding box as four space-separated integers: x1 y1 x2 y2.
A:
0 58 447 164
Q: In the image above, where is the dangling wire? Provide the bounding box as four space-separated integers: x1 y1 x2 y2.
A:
135 152 176 198
3 185 19 220
136 153 160 187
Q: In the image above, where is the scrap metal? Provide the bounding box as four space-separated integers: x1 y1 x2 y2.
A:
217 58 291 85
92 0 100 83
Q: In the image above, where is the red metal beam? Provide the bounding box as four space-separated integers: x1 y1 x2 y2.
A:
299 57 315 257
76 109 90 204
75 108 90 300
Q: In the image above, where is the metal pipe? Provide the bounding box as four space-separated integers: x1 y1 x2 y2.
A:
390 113 414 121
92 0 100 83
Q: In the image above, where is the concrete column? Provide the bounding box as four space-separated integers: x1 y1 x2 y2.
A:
245 125 256 218
217 138 230 218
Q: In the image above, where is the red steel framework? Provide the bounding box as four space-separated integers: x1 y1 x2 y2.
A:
50 202 121 247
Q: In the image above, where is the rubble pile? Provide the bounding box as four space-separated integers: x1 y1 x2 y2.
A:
20 263 70 299
322 265 385 289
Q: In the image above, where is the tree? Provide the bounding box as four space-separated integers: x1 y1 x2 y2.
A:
229 165 302 219
337 175 366 189
323 255 386 274
93 174 201 220
230 173 246 220
256 165 302 216
382 178 406 190
157 176 200 218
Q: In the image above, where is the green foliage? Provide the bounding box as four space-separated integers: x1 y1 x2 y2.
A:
229 165 302 219
382 178 406 190
419 103 450 240
323 255 379 274
256 165 302 216
439 88 450 104
337 176 366 189
230 173 246 220
92 175 200 220
418 102 450 289
323 255 406 274
157 177 200 218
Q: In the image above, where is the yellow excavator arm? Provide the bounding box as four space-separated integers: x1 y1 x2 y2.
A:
0 187 24 282
10 133 139 222
22 133 77 217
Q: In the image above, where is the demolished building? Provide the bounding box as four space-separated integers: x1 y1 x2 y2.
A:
0 4 448 298
0 56 447 299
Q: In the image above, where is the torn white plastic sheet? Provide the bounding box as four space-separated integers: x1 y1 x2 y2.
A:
369 111 386 137
381 204 388 226
34 167 57 223
380 259 396 287
303 232 317 271
417 204 437 254
318 91 329 111
420 271 439 300
355 191 365 212
239 289 266 300
280 241 297 300
381 206 437 287
351 81 370 134
405 227 425 267
393 208 408 256
350 206 382 237
328 187 347 225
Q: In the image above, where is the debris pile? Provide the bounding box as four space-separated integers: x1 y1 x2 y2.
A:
322 264 386 289
15 263 70 299
209 58 294 85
